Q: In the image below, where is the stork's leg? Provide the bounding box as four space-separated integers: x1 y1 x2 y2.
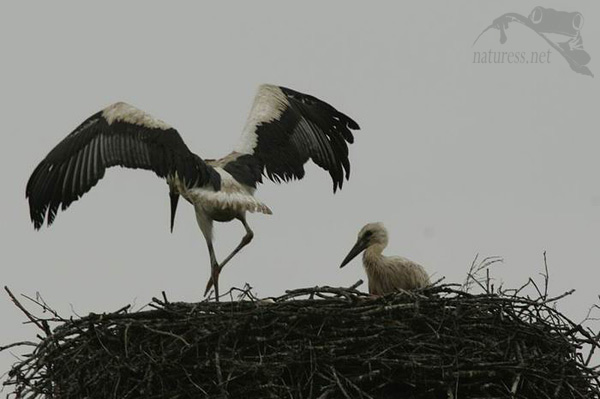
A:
205 237 221 301
219 216 254 270
204 215 254 295
195 208 222 301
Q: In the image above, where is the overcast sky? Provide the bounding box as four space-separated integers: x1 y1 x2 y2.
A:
1 1 599 391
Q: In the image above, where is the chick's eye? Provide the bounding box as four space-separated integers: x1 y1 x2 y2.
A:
364 231 373 238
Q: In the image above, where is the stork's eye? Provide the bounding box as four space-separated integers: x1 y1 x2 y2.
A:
364 231 373 238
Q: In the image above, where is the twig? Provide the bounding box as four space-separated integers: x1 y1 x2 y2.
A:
0 341 37 351
4 286 51 336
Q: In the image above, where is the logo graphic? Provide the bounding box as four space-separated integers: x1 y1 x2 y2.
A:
473 7 592 77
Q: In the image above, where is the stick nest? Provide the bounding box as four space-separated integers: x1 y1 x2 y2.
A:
3 278 600 399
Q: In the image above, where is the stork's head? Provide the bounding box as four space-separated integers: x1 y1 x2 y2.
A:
340 222 388 268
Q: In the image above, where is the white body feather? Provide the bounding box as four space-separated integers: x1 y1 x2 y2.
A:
363 248 430 295
183 168 272 216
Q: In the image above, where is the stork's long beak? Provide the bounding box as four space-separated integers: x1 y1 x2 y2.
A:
169 192 179 233
340 238 368 268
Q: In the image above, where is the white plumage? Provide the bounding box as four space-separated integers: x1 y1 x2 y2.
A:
340 223 430 295
236 84 289 154
26 84 359 300
102 102 172 130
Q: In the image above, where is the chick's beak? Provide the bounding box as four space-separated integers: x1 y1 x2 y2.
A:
340 238 368 268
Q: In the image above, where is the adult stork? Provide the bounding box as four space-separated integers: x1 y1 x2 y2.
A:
26 84 359 300
340 223 430 295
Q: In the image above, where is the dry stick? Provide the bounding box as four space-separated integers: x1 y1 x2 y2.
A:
142 325 190 347
214 338 227 397
582 303 600 366
348 279 364 290
329 367 352 399
0 341 37 351
337 371 375 399
316 388 334 399
22 292 62 319
543 289 576 305
529 277 545 300
510 373 521 394
4 286 50 336
462 253 480 292
542 251 549 300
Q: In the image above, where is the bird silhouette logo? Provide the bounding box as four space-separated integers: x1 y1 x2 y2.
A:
473 6 593 77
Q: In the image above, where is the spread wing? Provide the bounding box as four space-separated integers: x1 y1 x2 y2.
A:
233 84 359 192
26 102 220 229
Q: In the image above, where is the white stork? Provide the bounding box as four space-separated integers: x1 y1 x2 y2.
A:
340 223 430 295
26 84 359 300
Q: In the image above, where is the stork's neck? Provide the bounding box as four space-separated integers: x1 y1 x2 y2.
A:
363 243 386 269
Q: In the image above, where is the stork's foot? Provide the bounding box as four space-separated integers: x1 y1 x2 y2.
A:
204 225 254 297
204 261 220 298
205 261 221 301
204 278 214 297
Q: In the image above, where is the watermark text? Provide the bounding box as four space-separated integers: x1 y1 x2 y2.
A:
473 49 552 64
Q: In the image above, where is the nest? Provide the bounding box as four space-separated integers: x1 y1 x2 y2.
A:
3 271 600 398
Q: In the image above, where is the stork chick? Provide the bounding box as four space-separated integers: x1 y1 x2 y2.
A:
340 223 430 295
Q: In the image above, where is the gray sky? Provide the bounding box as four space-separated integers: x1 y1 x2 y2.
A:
1 1 599 390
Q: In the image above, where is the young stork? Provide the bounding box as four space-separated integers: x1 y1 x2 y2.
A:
340 223 430 295
26 84 359 299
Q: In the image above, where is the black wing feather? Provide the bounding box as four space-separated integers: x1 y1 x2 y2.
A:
238 85 359 192
26 104 220 229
